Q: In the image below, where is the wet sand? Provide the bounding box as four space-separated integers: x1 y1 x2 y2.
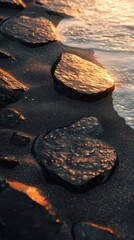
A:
0 1 134 239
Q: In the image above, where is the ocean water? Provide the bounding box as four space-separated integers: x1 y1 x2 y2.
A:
57 0 134 129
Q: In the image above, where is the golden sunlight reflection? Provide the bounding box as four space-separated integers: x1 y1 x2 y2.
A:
7 181 57 217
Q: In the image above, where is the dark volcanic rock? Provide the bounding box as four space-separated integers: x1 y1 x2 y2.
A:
0 155 19 168
34 0 80 18
73 222 121 240
63 117 103 139
11 132 31 146
0 108 25 128
0 50 15 60
0 15 58 46
33 117 118 192
0 0 26 9
53 53 115 101
0 68 28 106
0 182 62 240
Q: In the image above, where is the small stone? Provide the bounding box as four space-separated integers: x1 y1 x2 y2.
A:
33 117 118 192
73 222 122 240
0 50 16 60
53 53 115 101
0 15 58 46
0 68 28 106
0 0 26 9
34 0 80 18
0 182 62 239
0 108 25 128
11 132 31 146
0 155 19 168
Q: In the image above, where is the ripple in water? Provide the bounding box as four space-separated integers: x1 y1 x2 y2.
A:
57 0 134 129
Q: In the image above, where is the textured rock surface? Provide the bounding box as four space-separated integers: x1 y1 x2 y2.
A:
53 53 115 100
0 16 58 46
0 68 28 106
0 182 62 240
0 108 25 128
34 0 79 17
33 117 117 191
73 222 122 240
0 155 19 168
11 132 31 146
63 117 103 139
0 0 26 9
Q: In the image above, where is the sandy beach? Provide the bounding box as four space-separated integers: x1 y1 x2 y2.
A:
0 1 133 239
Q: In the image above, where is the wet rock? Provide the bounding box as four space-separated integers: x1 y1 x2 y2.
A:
11 132 31 146
53 53 115 101
73 222 121 240
0 15 58 46
0 155 19 168
0 182 62 240
34 0 80 18
0 50 16 60
0 68 28 106
0 0 26 9
0 108 25 128
33 117 118 192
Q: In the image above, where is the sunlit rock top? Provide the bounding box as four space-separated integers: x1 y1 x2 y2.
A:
54 53 115 100
35 0 80 17
0 16 58 46
33 117 118 192
0 0 26 9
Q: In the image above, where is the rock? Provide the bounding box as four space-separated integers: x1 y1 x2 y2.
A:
11 132 31 146
73 222 122 240
34 0 80 18
0 182 62 240
0 155 19 168
0 50 16 60
0 108 25 128
33 117 118 192
52 53 115 101
0 68 28 106
63 117 103 139
0 15 58 46
0 0 26 9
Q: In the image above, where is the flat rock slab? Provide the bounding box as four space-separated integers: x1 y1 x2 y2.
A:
0 16 58 46
0 68 28 106
73 222 122 240
0 182 62 240
33 117 118 192
0 0 26 9
53 53 115 101
0 108 25 128
34 0 80 17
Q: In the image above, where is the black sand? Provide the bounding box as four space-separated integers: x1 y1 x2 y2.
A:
0 1 133 239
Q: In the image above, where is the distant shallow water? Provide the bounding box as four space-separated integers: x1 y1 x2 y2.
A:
57 0 134 129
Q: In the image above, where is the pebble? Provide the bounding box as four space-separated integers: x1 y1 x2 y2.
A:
0 108 25 128
11 132 31 146
0 155 19 168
